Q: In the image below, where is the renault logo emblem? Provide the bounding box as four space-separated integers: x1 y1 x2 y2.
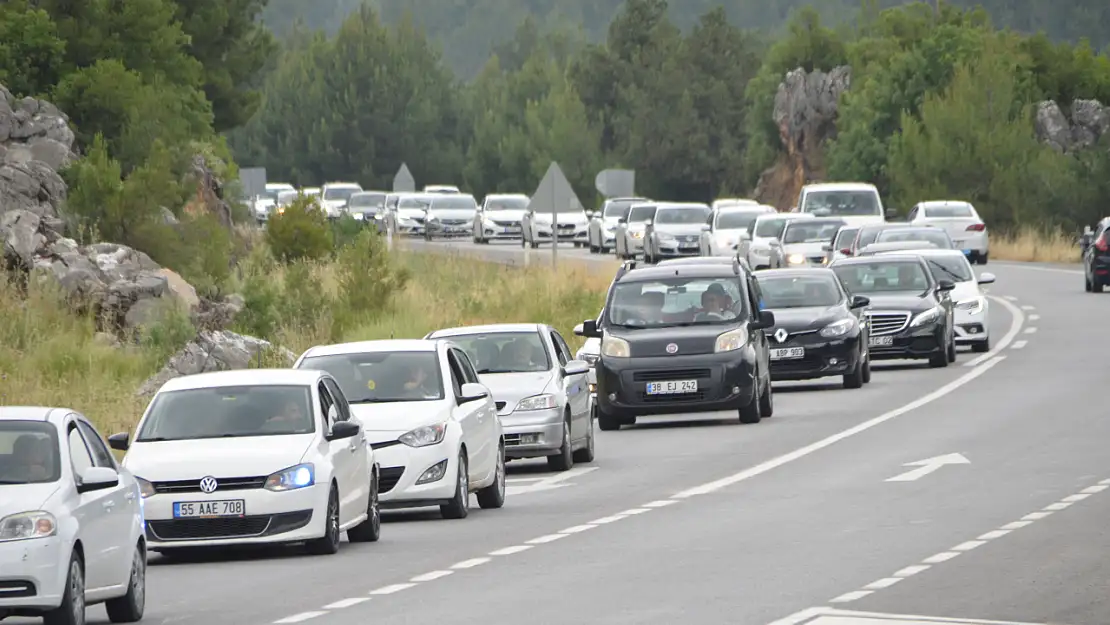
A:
773 328 789 343
199 476 218 493
665 343 678 354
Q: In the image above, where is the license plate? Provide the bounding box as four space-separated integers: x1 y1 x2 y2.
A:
870 336 894 346
445 227 464 233
645 380 698 395
962 249 972 255
770 347 805 360
174 500 245 518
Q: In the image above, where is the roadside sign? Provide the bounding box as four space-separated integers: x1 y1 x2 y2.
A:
595 169 635 198
239 167 266 199
393 164 415 192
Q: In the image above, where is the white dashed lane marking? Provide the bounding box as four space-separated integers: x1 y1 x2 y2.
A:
322 598 368 610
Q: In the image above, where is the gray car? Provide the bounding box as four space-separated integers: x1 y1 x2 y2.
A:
424 323 594 471
643 202 712 263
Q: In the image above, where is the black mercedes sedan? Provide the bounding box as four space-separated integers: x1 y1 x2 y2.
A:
758 268 872 388
830 255 957 368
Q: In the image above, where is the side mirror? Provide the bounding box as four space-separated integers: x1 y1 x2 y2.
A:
326 420 360 441
617 217 627 224
701 224 711 232
562 360 590 376
885 208 897 219
849 294 870 309
77 466 120 494
753 310 775 329
645 219 653 228
573 323 585 336
582 319 601 338
977 272 996 285
459 382 490 404
107 432 130 452
821 244 832 252
936 279 956 292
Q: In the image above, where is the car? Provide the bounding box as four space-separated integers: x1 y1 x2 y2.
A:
779 218 847 267
856 240 941 256
587 197 650 254
699 204 776 257
830 255 957 368
877 249 995 352
424 193 479 240
711 198 761 210
577 260 776 430
739 212 815 270
846 223 923 256
907 201 990 264
795 182 893 227
0 407 146 625
613 202 658 260
253 182 295 223
347 191 387 228
389 193 427 236
320 182 363 219
825 225 860 264
756 268 872 387
643 202 712 263
573 319 601 404
474 194 530 243
293 340 505 517
521 204 590 248
1080 217 1110 293
871 225 954 250
109 369 381 556
424 324 593 470
424 184 461 194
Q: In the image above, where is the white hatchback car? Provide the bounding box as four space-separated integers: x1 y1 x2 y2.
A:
907 200 990 264
110 369 380 556
0 407 146 625
294 340 505 519
739 213 815 270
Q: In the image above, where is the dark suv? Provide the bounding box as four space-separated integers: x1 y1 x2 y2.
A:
578 260 776 431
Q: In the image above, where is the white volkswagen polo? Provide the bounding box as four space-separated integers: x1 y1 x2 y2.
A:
294 339 505 520
108 369 381 556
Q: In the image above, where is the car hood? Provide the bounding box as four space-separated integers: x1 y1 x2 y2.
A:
428 209 475 221
577 337 600 357
0 483 62 517
766 306 846 333
396 208 425 219
122 435 316 480
534 212 588 225
609 324 735 357
349 402 450 442
601 216 623 227
950 282 979 303
654 224 705 236
782 242 828 256
858 290 936 312
484 210 526 222
479 371 554 415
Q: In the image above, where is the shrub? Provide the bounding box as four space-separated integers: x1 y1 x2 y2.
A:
332 230 410 334
264 195 333 263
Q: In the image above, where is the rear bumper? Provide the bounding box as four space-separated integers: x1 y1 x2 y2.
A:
769 333 862 381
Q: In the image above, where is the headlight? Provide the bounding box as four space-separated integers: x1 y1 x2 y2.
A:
135 476 156 498
399 423 447 448
786 253 805 265
601 335 630 357
956 297 985 315
714 327 749 352
516 394 557 411
819 318 856 338
353 213 364 220
0 511 57 542
910 307 943 328
265 463 315 491
631 231 644 239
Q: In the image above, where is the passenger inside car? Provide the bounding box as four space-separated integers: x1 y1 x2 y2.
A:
263 399 311 433
8 435 52 482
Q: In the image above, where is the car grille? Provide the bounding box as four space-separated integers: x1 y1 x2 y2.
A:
492 219 518 227
439 219 468 226
866 311 911 335
632 368 712 382
769 329 817 345
557 223 576 231
503 433 524 446
808 255 827 264
676 235 699 243
151 476 266 495
148 516 270 540
379 466 405 493
638 390 708 403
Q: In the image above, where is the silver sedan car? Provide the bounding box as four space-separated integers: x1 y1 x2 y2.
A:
424 323 594 471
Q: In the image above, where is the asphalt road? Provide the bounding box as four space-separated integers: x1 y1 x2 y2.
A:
51 243 1110 625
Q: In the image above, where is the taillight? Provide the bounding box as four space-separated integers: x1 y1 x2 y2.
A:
966 223 986 232
1096 234 1109 252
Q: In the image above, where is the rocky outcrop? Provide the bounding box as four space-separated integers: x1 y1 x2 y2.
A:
136 330 297 397
754 66 851 210
1034 99 1108 152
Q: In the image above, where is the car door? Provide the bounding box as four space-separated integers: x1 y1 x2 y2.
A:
452 348 497 480
324 378 368 523
66 421 117 590
317 382 359 525
746 275 771 384
447 347 492 481
74 418 135 585
550 329 589 442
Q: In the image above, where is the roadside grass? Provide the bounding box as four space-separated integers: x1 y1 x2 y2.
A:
991 227 1081 263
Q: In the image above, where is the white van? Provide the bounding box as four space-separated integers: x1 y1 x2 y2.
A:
795 182 893 227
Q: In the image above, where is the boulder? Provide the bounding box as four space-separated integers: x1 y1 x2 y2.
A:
135 330 297 397
1034 99 1108 152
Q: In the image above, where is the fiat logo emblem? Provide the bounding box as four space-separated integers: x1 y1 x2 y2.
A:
665 343 678 354
199 476 218 493
773 328 789 343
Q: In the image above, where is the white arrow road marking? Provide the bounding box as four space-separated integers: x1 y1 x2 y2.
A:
505 466 598 495
886 453 970 482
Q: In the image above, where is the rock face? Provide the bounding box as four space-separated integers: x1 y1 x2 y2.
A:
136 330 298 397
1034 99 1109 152
754 66 851 209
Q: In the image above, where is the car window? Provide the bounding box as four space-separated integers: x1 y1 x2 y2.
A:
75 420 116 468
444 351 465 396
68 426 94 475
923 205 974 218
136 385 316 441
298 351 445 403
716 211 762 230
547 331 569 365
783 220 844 244
322 379 351 421
318 381 335 427
758 274 843 308
876 228 953 249
628 205 656 222
607 276 747 328
801 190 881 217
924 256 974 282
433 332 551 374
832 261 931 294
655 207 710 224
833 228 859 249
755 218 788 238
551 331 574 365
451 348 481 383
0 420 62 484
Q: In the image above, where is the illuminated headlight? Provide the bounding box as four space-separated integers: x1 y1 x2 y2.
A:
416 459 448 485
265 463 315 491
786 253 806 265
399 423 447 448
630 231 644 239
0 511 56 542
353 213 364 220
135 476 156 498
516 394 557 411
910 307 943 328
956 297 985 315
601 335 630 357
714 327 749 352
819 318 856 338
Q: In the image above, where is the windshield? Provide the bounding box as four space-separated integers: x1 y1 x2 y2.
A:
298 352 444 403
606 277 747 328
628 205 656 223
656 207 710 224
486 197 529 210
755 218 790 238
0 421 61 484
136 385 315 442
832 262 930 294
432 196 478 210
716 211 762 230
604 200 639 219
324 186 360 201
876 228 953 249
802 190 881 216
398 197 430 210
783 220 844 244
759 275 842 308
349 193 385 209
833 228 859 249
923 204 974 218
924 256 974 282
441 332 551 374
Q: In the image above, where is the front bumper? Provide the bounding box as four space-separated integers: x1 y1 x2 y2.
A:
535 225 588 243
654 238 701 258
625 235 645 251
501 408 566 458
482 220 523 239
954 306 989 343
0 537 69 611
769 331 862 381
372 443 458 508
426 221 473 237
867 321 946 360
395 219 425 235
596 350 758 419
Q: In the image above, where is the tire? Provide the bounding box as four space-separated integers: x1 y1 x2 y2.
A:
529 239 539 249
572 414 596 463
347 471 381 543
440 452 470 519
598 411 622 431
739 383 762 424
758 379 774 416
928 349 949 368
1085 273 1093 292
44 552 85 625
979 252 988 265
105 542 145 623
1095 279 1104 293
305 486 341 555
972 336 990 353
947 334 957 362
547 415 574 471
843 351 865 389
861 352 872 383
476 444 506 509
521 234 527 248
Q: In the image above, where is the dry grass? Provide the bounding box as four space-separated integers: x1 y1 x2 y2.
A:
990 226 1082 264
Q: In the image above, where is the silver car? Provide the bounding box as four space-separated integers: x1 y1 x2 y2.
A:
474 194 529 243
699 205 776 256
587 197 649 254
739 213 815 270
614 202 657 260
779 217 846 267
423 193 478 240
643 202 712 263
424 323 594 471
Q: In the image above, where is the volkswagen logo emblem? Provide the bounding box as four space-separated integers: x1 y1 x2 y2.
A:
199 476 218 493
773 328 789 343
665 343 679 354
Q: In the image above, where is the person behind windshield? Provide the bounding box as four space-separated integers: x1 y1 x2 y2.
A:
263 399 309 432
897 264 924 290
401 361 439 397
10 435 51 482
502 339 538 370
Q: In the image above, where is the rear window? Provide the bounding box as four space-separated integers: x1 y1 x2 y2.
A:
876 228 953 249
924 205 974 218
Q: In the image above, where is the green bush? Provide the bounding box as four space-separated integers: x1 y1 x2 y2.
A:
332 229 410 334
264 195 333 263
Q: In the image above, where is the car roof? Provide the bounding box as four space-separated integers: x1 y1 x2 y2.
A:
755 212 809 222
803 182 879 192
427 323 544 338
718 204 774 213
757 267 839 279
158 369 326 392
876 248 967 259
833 254 926 265
485 193 528 199
655 202 710 210
656 257 736 266
323 182 361 188
917 200 973 207
785 217 845 227
619 264 743 282
300 339 438 360
0 406 62 421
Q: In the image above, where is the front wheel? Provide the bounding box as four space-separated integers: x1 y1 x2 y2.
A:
972 337 991 353
739 383 762 424
44 552 85 625
441 452 470 519
476 444 506 509
347 472 381 542
305 487 341 555
547 416 574 471
105 542 145 623
572 414 596 463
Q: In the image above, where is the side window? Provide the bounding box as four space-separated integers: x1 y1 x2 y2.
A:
323 379 351 422
551 331 573 365
75 420 116 468
444 350 465 396
67 425 94 476
746 220 757 237
317 382 335 427
451 348 480 384
548 332 569 366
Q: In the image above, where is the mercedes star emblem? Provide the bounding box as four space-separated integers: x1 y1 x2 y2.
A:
774 328 789 343
665 343 679 354
199 476 219 493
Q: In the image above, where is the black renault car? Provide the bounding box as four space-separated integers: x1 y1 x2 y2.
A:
757 268 872 388
830 255 956 368
579 260 776 430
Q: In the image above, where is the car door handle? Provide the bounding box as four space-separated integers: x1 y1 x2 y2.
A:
348 442 360 452
124 491 136 501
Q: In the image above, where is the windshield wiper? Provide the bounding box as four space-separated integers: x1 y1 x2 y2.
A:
477 368 520 374
0 480 28 485
348 398 392 404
